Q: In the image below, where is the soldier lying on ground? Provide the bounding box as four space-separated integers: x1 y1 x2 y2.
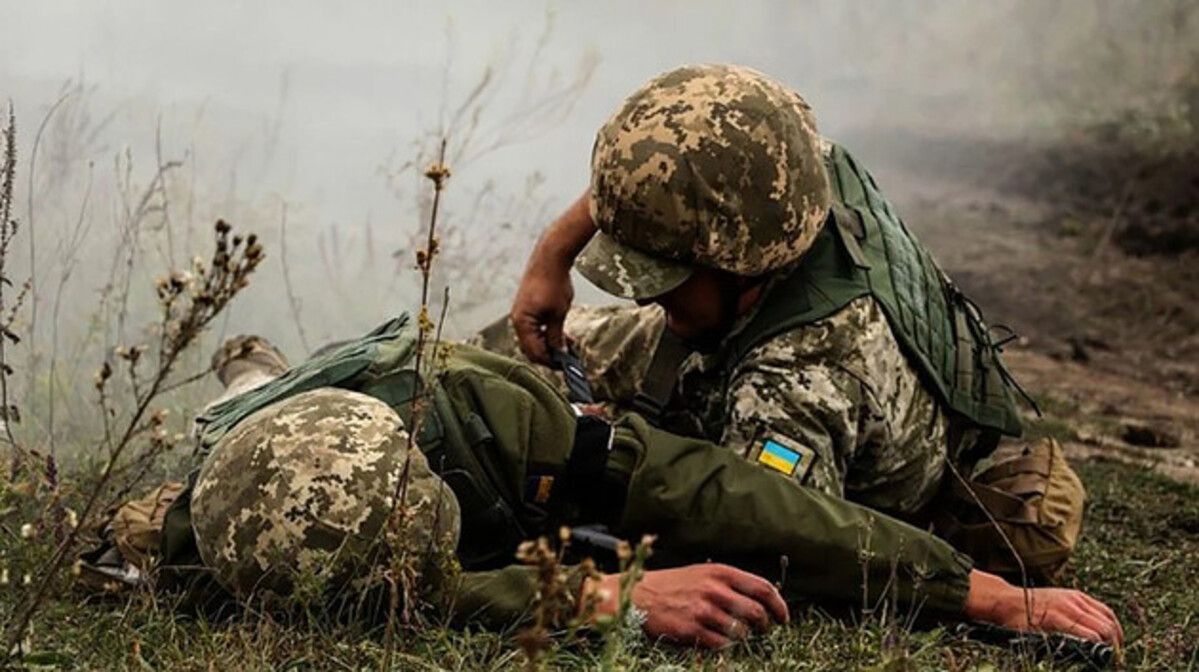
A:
85 322 1121 650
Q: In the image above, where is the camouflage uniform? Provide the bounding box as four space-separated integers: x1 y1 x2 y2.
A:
188 331 973 628
499 64 1083 583
479 296 947 518
480 64 947 518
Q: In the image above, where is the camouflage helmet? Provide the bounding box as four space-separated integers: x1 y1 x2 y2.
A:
576 64 832 299
191 387 460 598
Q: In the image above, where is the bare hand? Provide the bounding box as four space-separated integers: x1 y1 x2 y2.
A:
593 564 789 649
510 191 595 365
965 569 1124 646
510 254 574 366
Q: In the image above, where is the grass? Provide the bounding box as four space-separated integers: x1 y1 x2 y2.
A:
1 460 1195 671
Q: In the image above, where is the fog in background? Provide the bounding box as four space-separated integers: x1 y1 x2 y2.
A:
1 1 1195 443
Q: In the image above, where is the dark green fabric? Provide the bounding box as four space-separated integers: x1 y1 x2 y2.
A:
728 143 1024 436
435 565 590 632
194 315 418 452
176 315 973 629
608 414 972 616
156 475 231 612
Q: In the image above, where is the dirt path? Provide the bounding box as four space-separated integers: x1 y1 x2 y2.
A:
865 142 1199 483
1007 348 1199 484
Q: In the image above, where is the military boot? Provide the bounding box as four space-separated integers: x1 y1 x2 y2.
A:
209 335 290 404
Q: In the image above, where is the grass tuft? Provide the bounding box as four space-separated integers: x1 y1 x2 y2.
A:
1 461 1194 670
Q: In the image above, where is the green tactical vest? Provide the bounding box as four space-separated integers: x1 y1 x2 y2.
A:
725 143 1026 437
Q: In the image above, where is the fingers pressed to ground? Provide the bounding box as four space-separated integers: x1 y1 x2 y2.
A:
696 605 748 644
1079 594 1124 643
693 628 731 650
1071 610 1119 644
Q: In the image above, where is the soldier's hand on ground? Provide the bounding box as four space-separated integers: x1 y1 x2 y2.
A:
964 569 1124 646
593 564 789 649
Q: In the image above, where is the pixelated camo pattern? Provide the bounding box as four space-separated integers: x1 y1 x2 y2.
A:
191 388 460 597
589 64 832 278
555 297 948 515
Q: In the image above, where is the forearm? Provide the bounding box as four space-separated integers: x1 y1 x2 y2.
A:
528 190 597 271
608 414 974 617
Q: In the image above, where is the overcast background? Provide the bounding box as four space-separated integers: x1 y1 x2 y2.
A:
1 0 1192 351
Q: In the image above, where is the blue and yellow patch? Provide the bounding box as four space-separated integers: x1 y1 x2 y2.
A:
757 435 816 481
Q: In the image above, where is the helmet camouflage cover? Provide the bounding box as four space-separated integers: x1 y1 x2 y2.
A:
577 63 832 299
191 388 460 598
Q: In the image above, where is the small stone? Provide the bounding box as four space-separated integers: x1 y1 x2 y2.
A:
1068 337 1090 363
1121 422 1182 449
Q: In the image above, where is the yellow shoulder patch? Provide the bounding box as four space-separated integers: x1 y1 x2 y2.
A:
757 435 817 482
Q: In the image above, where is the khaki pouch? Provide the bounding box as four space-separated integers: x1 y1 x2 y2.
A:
109 481 186 569
936 438 1085 585
77 481 185 592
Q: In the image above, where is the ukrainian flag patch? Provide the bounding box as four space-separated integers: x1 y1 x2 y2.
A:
757 435 816 481
524 475 556 504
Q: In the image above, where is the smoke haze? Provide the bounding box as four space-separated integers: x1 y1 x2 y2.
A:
0 0 1194 374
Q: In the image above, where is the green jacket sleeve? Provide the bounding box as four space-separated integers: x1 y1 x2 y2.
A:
609 414 973 617
437 565 588 631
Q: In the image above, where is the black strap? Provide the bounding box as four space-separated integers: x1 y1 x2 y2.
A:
549 348 595 404
631 329 692 421
548 414 625 527
555 415 613 499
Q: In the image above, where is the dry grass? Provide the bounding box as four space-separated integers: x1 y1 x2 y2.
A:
0 461 1193 670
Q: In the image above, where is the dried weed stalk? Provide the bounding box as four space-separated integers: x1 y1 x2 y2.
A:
277 201 311 354
378 16 595 326
599 534 654 669
3 219 262 660
380 137 452 671
514 529 579 671
0 106 32 477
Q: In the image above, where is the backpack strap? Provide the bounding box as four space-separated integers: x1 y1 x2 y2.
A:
550 348 595 404
631 330 692 421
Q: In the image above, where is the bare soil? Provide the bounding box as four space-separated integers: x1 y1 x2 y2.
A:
860 132 1199 483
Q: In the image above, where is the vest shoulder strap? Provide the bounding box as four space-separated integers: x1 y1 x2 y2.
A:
724 143 1026 437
